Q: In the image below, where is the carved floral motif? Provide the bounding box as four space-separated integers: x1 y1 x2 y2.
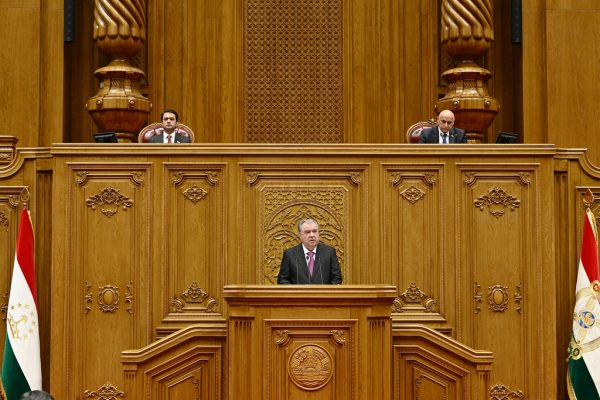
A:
86 187 133 217
400 185 426 204
182 186 208 203
474 187 520 218
262 188 346 283
489 382 525 399
83 382 125 399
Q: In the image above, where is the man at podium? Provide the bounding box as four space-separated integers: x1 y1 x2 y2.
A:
277 219 343 284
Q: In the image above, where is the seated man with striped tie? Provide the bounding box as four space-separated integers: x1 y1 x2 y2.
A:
277 219 343 284
418 109 467 144
149 109 191 144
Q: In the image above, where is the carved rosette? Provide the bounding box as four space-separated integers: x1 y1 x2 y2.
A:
262 188 346 283
288 344 334 391
474 187 520 218
0 210 8 231
86 0 150 142
487 285 509 312
437 0 500 142
400 185 426 204
98 285 120 313
182 186 208 203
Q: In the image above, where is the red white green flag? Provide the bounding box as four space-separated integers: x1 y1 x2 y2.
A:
568 208 600 399
1 208 42 400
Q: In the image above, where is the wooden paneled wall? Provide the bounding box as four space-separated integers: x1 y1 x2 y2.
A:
1 142 600 397
44 143 561 398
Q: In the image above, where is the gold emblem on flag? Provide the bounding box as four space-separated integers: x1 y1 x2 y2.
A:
7 302 37 341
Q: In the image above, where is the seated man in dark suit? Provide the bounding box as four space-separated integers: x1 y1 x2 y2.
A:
277 219 343 284
418 110 467 144
149 109 191 143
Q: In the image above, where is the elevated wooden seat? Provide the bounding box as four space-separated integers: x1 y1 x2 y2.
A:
406 118 437 143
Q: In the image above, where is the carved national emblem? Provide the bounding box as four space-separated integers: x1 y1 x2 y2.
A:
288 344 333 391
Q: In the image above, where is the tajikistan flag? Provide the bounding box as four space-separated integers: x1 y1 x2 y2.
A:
568 207 600 399
1 208 42 400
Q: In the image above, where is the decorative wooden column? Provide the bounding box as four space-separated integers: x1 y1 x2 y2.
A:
86 0 151 142
436 0 500 143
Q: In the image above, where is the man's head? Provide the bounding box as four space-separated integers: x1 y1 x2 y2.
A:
20 390 54 400
298 219 320 251
437 110 455 134
161 109 179 133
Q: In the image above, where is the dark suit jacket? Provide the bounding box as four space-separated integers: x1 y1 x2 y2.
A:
419 127 467 144
277 243 343 284
148 130 191 143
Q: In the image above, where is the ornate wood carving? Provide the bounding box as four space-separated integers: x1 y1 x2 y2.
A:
474 187 521 218
487 285 509 313
125 281 133 314
84 281 93 314
288 344 334 391
489 382 525 399
400 185 426 204
392 282 437 313
98 285 120 313
244 0 343 143
0 293 7 321
261 187 347 283
0 211 7 231
474 282 482 314
181 186 208 203
514 283 523 314
331 329 347 346
83 382 125 399
171 282 218 313
390 171 437 188
86 187 133 217
75 170 145 187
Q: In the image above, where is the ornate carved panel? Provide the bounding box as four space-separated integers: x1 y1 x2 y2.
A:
244 0 343 143
161 165 226 325
383 165 445 322
489 382 525 400
261 187 347 282
459 165 538 395
241 164 366 284
66 163 151 397
266 320 355 399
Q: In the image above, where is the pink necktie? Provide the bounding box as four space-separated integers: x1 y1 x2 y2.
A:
307 251 315 276
167 134 173 143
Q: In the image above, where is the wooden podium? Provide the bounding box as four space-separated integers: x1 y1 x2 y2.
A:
223 285 397 400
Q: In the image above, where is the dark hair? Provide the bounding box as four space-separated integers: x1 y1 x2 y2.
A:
20 390 54 400
160 108 179 122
